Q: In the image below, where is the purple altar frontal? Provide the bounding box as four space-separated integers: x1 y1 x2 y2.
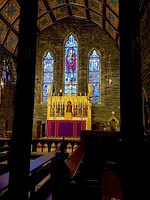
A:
46 120 86 138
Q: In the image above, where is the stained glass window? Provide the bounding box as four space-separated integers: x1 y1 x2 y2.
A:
88 49 100 102
42 51 54 102
5 65 12 83
64 35 78 96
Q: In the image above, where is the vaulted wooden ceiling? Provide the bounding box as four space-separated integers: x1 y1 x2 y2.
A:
0 0 119 58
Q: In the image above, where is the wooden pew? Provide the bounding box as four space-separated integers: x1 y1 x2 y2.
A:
65 145 85 180
102 170 123 200
0 149 60 200
80 130 123 200
49 145 85 200
0 146 10 175
0 138 11 148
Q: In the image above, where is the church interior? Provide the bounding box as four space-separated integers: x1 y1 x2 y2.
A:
0 0 150 200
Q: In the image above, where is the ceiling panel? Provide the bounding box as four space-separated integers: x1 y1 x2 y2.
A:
90 11 103 27
88 0 103 14
3 29 18 53
0 0 119 57
70 5 87 19
37 13 53 31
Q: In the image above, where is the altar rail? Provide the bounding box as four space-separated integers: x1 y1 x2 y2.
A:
31 137 81 155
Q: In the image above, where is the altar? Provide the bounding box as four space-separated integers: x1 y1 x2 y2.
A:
46 120 86 137
46 84 92 138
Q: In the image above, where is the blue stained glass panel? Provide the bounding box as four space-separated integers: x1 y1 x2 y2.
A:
89 72 99 83
91 97 99 103
44 60 54 72
92 83 100 96
43 52 54 102
43 83 49 99
43 97 47 102
64 35 78 95
65 72 77 84
5 65 12 82
64 84 77 95
44 73 53 83
88 49 100 102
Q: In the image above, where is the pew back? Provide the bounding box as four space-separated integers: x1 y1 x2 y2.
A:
0 146 10 175
65 145 85 179
0 149 59 199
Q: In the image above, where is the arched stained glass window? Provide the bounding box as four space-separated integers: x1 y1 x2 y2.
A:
64 35 78 96
42 51 54 102
5 65 12 83
88 49 100 102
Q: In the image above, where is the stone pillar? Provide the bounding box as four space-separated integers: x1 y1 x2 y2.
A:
8 0 38 200
119 0 145 199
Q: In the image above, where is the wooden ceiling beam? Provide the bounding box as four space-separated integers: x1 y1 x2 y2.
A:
85 0 90 20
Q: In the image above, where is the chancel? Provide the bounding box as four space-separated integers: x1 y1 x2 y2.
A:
0 0 149 200
46 83 92 137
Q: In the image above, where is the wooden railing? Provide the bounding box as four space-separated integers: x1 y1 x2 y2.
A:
31 137 81 154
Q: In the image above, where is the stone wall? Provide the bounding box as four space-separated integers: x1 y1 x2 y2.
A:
0 52 16 136
140 1 150 100
33 18 120 137
140 1 150 130
0 83 15 136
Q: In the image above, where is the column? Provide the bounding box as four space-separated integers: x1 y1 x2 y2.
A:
8 0 38 199
119 1 145 199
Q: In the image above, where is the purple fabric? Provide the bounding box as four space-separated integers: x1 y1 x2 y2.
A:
77 122 82 137
58 122 66 137
58 121 73 137
46 120 86 137
50 121 55 137
66 122 73 137
77 121 86 137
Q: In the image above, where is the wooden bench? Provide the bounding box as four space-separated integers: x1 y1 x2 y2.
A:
102 170 123 200
0 146 11 175
48 145 85 200
0 149 60 199
0 138 11 148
